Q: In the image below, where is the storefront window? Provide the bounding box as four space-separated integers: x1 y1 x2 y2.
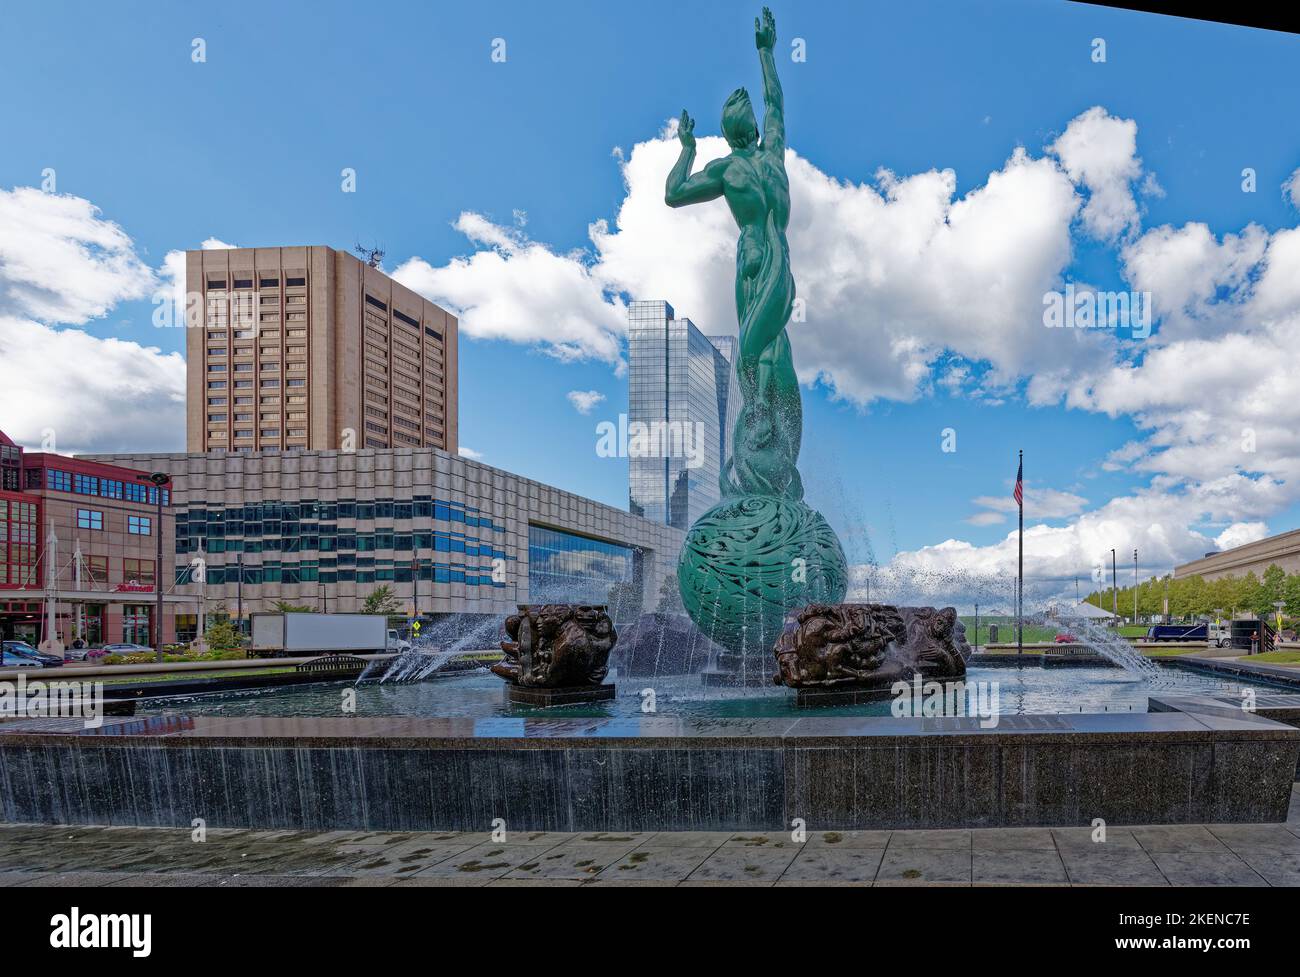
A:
123 605 151 646
174 614 197 643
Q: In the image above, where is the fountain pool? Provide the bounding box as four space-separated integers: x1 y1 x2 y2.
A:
132 660 1286 720
7 656 1297 833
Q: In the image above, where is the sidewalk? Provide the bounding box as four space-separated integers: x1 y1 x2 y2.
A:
3 785 1298 887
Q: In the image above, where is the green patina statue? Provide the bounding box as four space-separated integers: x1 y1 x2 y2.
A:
668 8 846 674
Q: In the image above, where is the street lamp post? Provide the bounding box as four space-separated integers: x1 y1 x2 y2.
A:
236 550 244 634
1133 549 1138 625
137 473 169 663
1110 548 1118 624
412 553 420 621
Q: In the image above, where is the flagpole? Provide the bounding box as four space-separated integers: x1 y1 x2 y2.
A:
1017 449 1023 657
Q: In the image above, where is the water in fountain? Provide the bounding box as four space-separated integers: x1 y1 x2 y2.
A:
357 613 502 685
1038 611 1162 677
378 646 462 684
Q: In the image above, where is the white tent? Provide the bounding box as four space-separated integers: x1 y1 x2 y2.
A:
1055 601 1117 620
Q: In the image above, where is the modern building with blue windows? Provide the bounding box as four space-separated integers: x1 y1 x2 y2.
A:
626 300 738 531
527 525 640 621
93 446 682 625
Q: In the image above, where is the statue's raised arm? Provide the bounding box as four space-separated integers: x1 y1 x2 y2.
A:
665 110 727 208
755 7 783 157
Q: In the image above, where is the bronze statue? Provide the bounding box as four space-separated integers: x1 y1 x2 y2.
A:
492 604 617 688
773 603 971 688
666 6 801 502
669 8 847 670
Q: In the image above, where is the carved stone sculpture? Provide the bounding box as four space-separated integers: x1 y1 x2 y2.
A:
492 604 617 688
773 603 971 688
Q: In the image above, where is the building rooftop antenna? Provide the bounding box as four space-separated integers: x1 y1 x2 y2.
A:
354 243 385 269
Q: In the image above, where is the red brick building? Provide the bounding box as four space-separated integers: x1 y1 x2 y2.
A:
0 430 191 648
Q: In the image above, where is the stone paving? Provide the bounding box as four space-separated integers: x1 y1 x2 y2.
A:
2 784 1298 887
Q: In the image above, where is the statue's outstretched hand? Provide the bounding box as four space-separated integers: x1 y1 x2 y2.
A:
678 110 696 150
755 7 776 50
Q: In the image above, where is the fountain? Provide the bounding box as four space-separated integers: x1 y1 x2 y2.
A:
1045 611 1162 676
357 613 502 684
2 9 1297 841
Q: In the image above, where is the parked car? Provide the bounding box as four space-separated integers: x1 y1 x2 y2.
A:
63 644 110 662
1 648 43 668
1053 632 1078 644
1 640 65 667
97 643 155 658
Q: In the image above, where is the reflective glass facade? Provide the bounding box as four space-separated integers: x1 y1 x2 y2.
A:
627 300 736 531
527 524 641 622
174 497 511 589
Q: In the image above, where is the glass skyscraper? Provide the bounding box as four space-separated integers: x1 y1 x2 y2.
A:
627 300 739 531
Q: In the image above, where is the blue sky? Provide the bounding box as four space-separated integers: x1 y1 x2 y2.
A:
2 0 1299 603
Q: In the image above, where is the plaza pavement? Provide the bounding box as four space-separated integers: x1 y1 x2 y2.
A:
1 784 1298 887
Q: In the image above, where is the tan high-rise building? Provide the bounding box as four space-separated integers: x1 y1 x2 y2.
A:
186 246 458 455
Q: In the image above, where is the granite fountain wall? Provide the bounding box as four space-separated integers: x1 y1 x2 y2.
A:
1 702 1296 831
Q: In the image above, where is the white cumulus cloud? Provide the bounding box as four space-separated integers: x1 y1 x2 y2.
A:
566 390 606 414
393 214 626 366
1284 167 1300 210
0 187 184 453
1047 106 1144 242
0 187 155 323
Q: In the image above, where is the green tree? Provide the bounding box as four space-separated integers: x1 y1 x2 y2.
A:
205 617 244 651
606 579 643 623
1207 576 1236 618
272 600 315 613
1283 572 1300 615
1233 572 1263 617
655 573 684 614
1260 564 1286 615
362 585 401 616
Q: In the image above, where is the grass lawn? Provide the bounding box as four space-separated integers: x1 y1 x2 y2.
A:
959 621 1058 645
1247 650 1300 665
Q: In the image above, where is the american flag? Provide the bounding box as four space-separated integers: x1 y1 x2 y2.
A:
1013 458 1023 507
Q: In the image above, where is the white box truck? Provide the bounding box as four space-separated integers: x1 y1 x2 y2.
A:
250 613 401 657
